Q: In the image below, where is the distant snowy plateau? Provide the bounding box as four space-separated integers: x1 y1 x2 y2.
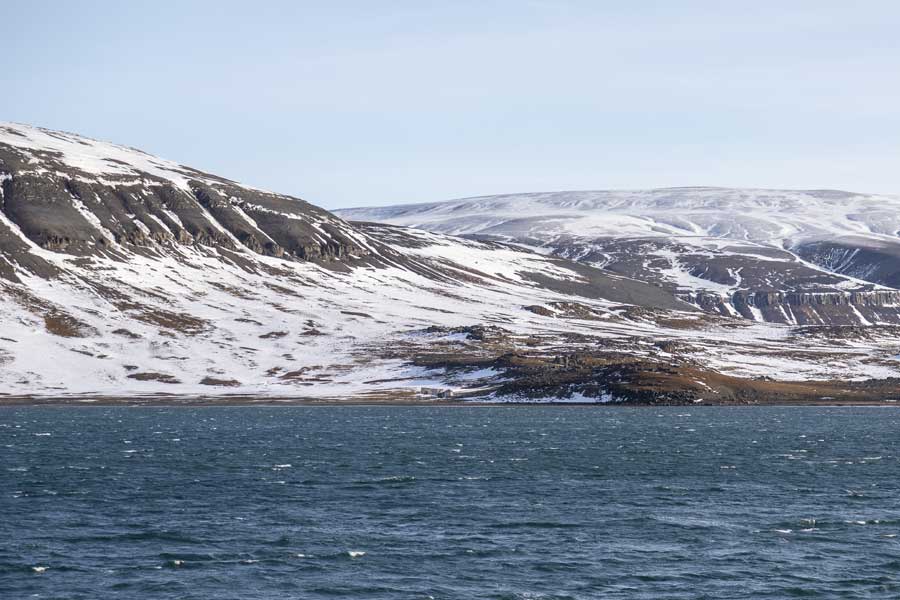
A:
1 123 899 403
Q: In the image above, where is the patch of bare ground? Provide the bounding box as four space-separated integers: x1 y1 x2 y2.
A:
761 350 861 362
268 302 302 315
278 367 334 383
532 301 614 320
859 356 900 367
654 340 702 354
44 312 95 337
792 325 900 341
264 283 304 297
412 352 498 370
260 331 288 339
2 283 97 337
114 301 210 335
395 327 523 369
524 305 555 317
112 328 141 339
117 282 171 303
488 355 900 404
419 305 456 314
208 281 256 300
126 372 181 384
200 377 242 387
653 316 716 330
406 329 900 404
350 388 425 403
421 324 511 342
235 317 263 325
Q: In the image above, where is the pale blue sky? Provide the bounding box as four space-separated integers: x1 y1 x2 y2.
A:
4 1 900 208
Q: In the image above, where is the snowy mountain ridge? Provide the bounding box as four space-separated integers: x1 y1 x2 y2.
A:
2 124 900 404
339 187 900 244
0 121 243 191
339 188 900 322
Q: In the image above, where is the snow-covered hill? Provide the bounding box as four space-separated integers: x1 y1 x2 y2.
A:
2 126 899 403
338 188 900 243
339 189 900 324
0 124 679 399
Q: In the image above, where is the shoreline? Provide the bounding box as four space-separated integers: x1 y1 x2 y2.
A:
1 396 898 408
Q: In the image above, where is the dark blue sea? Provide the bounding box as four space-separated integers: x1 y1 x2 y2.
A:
2 406 900 599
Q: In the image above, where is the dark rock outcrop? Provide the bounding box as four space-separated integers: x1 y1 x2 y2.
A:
682 290 900 325
0 135 370 281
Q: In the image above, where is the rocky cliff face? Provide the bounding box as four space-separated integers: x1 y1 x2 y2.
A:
795 240 900 289
684 290 900 325
0 124 367 275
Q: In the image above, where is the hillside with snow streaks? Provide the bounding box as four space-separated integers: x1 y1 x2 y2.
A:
2 125 900 403
339 189 900 326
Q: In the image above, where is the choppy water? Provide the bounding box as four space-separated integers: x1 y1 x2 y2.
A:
2 406 900 599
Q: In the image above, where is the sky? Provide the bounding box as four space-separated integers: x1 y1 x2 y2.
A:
3 1 900 209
